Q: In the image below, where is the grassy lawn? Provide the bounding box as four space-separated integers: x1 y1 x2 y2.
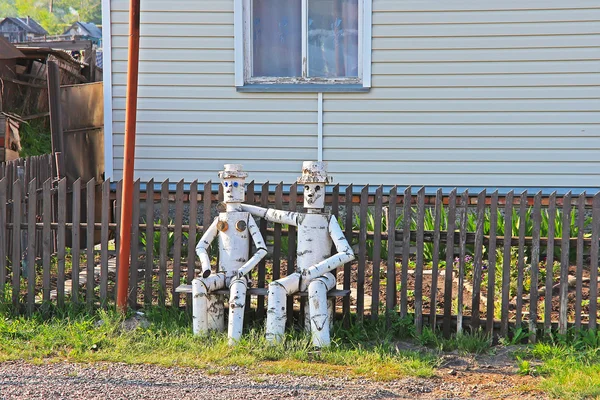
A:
0 306 436 381
515 332 600 399
0 305 598 399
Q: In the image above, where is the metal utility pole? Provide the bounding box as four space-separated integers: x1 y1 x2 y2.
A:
116 0 140 313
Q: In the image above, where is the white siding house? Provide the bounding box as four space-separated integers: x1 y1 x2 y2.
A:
103 0 600 188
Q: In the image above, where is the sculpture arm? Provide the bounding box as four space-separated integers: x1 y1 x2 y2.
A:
195 217 219 278
240 204 298 226
303 216 355 283
236 215 268 278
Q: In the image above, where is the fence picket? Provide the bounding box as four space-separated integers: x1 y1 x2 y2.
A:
11 180 21 311
114 180 122 302
71 179 81 305
559 192 572 335
0 178 6 301
500 191 514 337
3 174 600 334
471 190 486 331
257 182 269 320
100 179 110 305
86 178 95 306
128 179 141 308
357 185 368 320
343 184 353 327
443 189 457 337
159 180 169 307
401 186 412 318
273 183 283 281
172 180 184 308
57 178 66 308
26 179 37 315
286 183 297 326
516 191 528 330
144 179 155 305
42 179 52 303
457 190 468 334
590 193 600 330
545 192 557 334
414 187 425 333
187 180 198 310
530 192 542 343
386 186 397 325
575 193 586 330
430 188 442 329
371 185 383 321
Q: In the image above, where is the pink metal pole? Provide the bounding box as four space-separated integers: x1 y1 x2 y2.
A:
116 0 141 313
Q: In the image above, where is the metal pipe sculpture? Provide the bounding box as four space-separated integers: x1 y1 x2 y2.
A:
242 161 355 347
193 164 267 345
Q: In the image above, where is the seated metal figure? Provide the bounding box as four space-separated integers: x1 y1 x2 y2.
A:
242 161 355 347
193 164 267 345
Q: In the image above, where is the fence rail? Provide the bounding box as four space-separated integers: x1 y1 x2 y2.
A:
0 172 599 342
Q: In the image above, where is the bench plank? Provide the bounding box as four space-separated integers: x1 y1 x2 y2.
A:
175 284 349 298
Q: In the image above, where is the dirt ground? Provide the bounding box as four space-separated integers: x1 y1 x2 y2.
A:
0 347 545 400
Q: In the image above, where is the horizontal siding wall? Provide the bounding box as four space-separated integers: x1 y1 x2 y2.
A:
110 0 600 186
325 0 600 186
110 0 317 183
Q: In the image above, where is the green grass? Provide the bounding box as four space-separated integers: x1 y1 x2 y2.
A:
514 330 600 399
0 306 436 381
2 305 598 398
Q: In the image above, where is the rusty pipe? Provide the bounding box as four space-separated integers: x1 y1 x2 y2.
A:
116 0 141 313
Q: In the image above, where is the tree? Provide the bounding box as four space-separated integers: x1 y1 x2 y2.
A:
0 0 102 35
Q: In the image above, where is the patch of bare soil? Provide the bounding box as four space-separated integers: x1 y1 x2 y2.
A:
394 342 545 399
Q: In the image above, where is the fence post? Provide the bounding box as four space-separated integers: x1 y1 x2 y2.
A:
559 192 572 335
0 177 6 302
158 180 169 307
414 187 425 334
516 191 528 331
471 190 486 332
430 188 442 330
86 178 95 307
385 186 397 327
400 186 412 318
443 189 457 337
172 180 184 308
544 192 557 335
371 185 383 321
529 191 542 343
26 179 37 315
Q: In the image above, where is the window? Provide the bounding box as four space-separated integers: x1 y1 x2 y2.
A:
235 0 372 91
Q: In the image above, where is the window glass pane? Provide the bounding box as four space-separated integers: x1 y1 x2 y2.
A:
252 0 302 77
308 0 359 78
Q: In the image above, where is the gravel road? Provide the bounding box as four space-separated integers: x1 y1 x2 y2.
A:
0 360 545 400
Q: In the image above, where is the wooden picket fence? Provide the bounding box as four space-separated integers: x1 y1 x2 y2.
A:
0 172 599 341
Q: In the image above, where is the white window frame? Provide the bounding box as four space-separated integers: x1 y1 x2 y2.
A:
235 0 372 89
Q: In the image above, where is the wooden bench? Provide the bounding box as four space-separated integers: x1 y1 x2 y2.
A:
175 285 350 298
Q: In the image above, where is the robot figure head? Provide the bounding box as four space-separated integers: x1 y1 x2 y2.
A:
219 164 248 203
297 161 331 210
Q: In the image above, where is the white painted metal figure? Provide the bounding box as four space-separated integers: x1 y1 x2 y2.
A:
242 161 355 347
193 164 267 345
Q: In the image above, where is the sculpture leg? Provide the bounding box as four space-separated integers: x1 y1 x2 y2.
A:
308 272 336 347
192 274 226 335
266 273 300 345
228 276 248 345
192 278 208 335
